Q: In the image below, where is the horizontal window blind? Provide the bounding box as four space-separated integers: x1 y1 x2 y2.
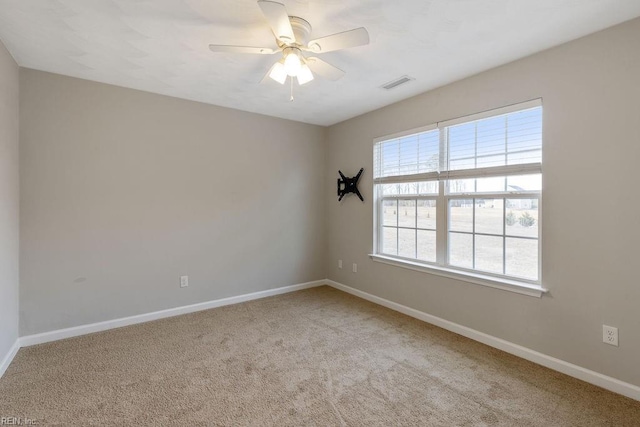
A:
374 128 440 180
444 106 542 179
374 101 542 184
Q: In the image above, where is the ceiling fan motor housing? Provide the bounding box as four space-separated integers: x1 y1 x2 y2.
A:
288 16 312 46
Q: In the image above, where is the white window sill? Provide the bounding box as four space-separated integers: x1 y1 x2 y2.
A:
369 254 547 298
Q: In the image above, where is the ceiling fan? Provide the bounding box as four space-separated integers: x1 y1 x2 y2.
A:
208 0 369 87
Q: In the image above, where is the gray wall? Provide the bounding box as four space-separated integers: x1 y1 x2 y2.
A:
0 40 19 361
19 70 327 335
325 18 640 387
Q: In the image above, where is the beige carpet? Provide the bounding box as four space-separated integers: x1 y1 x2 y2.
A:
1 286 639 426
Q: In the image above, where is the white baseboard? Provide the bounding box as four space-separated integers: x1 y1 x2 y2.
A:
326 279 640 402
18 280 326 348
0 339 20 378
7 278 640 402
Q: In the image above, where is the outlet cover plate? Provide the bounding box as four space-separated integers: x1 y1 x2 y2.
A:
603 325 618 346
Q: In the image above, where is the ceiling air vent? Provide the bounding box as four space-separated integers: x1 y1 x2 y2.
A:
381 75 415 90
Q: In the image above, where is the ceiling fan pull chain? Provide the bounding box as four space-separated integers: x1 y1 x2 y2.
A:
290 77 294 102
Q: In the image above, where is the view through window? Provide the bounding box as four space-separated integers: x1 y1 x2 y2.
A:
373 100 542 284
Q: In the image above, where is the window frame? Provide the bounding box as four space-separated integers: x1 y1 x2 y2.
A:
371 100 546 297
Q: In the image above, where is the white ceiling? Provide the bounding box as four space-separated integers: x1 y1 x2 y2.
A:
1 0 639 126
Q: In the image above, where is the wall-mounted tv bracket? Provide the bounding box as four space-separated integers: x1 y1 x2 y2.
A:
337 168 364 202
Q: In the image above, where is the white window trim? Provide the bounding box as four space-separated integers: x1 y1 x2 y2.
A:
372 99 544 297
373 123 438 144
437 99 542 128
368 254 547 298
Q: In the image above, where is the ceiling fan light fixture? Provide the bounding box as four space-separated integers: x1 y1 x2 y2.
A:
269 61 287 84
297 64 314 85
283 48 302 76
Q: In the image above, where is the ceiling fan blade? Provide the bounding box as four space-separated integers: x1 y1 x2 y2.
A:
257 0 296 44
306 57 344 81
307 27 369 53
209 45 275 55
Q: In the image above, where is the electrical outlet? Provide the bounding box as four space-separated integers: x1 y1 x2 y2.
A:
603 325 618 347
180 275 189 288
352 263 357 273
338 260 342 269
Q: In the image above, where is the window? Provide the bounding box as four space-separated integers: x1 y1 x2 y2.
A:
373 100 542 291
